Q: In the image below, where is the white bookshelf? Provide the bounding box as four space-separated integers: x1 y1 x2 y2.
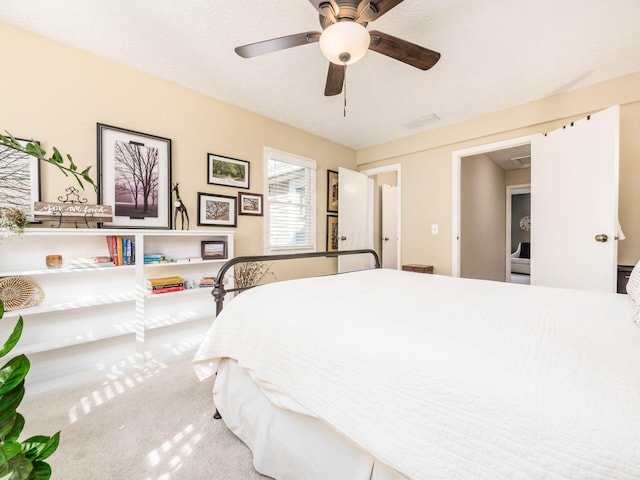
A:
0 228 234 398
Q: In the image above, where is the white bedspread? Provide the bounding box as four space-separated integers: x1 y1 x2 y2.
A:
193 269 640 480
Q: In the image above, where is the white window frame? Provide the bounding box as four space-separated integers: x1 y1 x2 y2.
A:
264 147 317 254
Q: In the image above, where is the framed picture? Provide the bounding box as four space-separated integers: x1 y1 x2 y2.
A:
0 138 41 222
238 192 263 216
201 240 227 260
207 153 250 189
327 169 339 213
326 215 339 252
97 123 172 229
197 192 237 227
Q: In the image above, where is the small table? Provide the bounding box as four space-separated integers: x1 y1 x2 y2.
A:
402 264 434 274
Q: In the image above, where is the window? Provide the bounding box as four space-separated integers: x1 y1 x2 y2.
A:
264 147 316 253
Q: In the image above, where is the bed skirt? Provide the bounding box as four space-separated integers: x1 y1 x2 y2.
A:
214 358 409 480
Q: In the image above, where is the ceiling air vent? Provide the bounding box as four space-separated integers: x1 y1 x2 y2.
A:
402 113 440 129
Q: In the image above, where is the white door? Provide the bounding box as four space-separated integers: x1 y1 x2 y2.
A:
381 184 398 269
338 167 373 273
531 105 619 292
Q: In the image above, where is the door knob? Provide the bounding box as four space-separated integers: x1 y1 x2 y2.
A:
383 237 390 242
595 234 608 243
340 236 347 241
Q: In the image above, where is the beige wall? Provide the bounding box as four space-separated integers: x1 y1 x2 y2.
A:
358 73 640 273
460 154 506 281
0 22 358 278
505 168 531 186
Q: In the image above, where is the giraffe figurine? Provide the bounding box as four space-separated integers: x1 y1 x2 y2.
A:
171 182 189 230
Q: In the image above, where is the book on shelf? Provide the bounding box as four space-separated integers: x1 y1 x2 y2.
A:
199 277 216 287
69 256 112 265
146 276 184 288
69 256 115 269
148 285 185 295
149 282 184 290
106 235 135 266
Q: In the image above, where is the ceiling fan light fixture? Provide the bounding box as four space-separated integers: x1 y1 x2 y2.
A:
319 21 370 65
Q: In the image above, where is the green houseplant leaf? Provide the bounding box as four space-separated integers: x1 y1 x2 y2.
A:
0 357 29 397
0 319 23 358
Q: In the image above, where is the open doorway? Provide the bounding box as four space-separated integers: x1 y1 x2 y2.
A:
507 185 531 284
452 135 535 280
361 164 401 269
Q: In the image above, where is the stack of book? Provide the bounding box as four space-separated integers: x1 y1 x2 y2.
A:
105 235 135 266
146 276 185 295
199 277 216 288
143 253 168 264
69 256 115 269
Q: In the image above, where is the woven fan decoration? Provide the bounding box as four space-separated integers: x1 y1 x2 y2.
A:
0 276 45 311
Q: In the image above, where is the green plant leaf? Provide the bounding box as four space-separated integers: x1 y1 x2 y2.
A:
0 318 23 358
28 461 51 480
1 451 33 480
0 413 24 441
1 439 22 462
0 300 4 319
0 356 30 396
21 432 59 463
0 384 25 426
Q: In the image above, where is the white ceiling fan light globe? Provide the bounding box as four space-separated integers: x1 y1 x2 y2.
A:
319 21 370 65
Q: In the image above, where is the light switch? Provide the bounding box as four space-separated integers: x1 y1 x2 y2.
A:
431 224 439 235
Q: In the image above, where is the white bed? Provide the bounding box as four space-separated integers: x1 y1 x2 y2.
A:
193 268 640 480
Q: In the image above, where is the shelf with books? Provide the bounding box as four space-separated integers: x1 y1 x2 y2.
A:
0 228 234 397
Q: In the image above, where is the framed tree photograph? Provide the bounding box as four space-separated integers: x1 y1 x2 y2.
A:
201 240 228 260
327 169 339 213
197 192 237 227
238 192 263 216
0 138 41 222
207 153 250 189
326 215 339 252
97 123 172 229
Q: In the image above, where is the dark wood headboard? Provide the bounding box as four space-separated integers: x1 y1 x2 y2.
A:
212 249 381 316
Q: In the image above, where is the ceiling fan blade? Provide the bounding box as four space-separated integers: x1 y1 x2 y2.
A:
358 0 404 22
235 31 321 58
308 0 338 19
368 30 440 70
324 62 345 96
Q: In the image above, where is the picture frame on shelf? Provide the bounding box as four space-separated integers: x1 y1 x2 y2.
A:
326 215 338 252
327 169 339 214
97 123 172 229
197 192 237 227
0 138 41 223
207 153 250 189
238 192 263 216
201 240 228 260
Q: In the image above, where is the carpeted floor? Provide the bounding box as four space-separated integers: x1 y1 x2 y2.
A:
20 355 271 480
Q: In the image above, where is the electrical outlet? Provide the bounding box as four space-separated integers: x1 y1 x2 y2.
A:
431 224 439 235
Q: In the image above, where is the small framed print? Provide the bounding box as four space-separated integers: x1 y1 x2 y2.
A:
326 215 339 252
201 240 227 260
327 169 338 213
238 192 263 216
197 192 237 227
207 153 250 189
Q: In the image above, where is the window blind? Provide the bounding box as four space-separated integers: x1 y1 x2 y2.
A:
265 148 316 253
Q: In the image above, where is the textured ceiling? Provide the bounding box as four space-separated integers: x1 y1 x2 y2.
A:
1 0 639 150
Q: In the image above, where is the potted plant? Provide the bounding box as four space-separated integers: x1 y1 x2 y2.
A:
0 300 59 480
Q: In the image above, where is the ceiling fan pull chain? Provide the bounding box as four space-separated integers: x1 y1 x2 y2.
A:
343 63 347 117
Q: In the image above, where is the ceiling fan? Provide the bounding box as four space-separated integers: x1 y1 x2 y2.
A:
235 0 441 97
